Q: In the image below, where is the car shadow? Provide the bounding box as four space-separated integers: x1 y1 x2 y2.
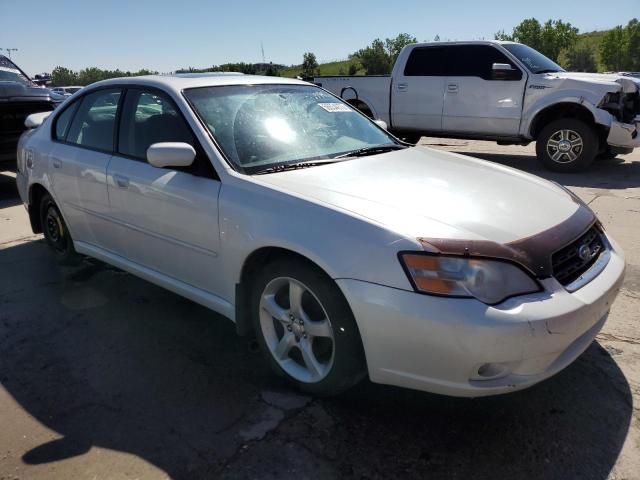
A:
456 151 640 190
0 169 20 207
0 240 633 479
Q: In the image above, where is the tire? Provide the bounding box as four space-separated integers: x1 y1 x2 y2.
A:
399 134 422 145
535 118 598 172
250 257 367 396
39 193 81 265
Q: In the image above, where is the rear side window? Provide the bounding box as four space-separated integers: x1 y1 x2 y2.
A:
66 89 122 152
404 47 447 76
54 100 80 140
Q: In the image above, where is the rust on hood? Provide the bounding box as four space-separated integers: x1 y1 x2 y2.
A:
418 205 597 278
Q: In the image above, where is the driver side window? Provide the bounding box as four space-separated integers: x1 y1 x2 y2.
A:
117 89 216 179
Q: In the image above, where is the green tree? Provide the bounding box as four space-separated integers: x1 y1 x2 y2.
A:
352 33 417 75
627 19 640 70
51 66 78 86
385 33 418 65
348 62 358 75
558 45 597 72
495 18 578 61
600 26 628 71
301 52 319 78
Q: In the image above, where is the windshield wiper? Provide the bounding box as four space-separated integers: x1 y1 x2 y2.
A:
333 144 407 159
253 159 345 175
535 69 562 74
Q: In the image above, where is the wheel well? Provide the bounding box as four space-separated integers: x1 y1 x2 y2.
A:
235 247 331 337
530 103 597 139
346 99 374 118
27 183 49 234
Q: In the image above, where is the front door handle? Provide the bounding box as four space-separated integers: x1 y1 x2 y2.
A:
447 83 459 92
397 82 408 92
52 158 62 169
114 174 130 189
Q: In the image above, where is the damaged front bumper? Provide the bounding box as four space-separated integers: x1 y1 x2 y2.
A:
607 115 640 149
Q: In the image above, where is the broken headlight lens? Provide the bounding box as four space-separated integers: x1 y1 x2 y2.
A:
400 253 541 305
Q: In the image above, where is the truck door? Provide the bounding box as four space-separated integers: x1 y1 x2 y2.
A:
442 44 526 136
390 46 446 133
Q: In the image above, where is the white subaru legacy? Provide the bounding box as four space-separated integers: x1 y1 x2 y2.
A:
16 74 625 397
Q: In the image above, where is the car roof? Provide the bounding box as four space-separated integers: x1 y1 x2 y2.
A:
408 40 518 47
84 73 309 95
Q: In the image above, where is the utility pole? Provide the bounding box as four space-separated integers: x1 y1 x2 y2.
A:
5 48 18 58
261 43 265 64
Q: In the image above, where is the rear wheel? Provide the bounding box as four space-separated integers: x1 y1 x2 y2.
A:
39 193 81 265
536 118 598 172
251 257 367 396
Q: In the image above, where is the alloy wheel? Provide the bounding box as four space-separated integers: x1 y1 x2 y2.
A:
546 129 584 163
259 277 335 383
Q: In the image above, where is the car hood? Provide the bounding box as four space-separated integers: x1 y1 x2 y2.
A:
257 147 581 244
543 71 640 93
0 81 63 101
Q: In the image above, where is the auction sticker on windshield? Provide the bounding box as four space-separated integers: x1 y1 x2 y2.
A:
318 103 352 112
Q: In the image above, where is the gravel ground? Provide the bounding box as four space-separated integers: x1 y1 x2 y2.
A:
0 140 639 479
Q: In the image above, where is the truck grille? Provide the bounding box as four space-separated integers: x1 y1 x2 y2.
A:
552 226 605 286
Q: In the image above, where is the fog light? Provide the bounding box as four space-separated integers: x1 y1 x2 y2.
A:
471 362 509 381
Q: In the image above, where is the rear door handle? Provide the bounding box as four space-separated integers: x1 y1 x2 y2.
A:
114 174 130 189
397 82 408 92
447 83 459 92
52 158 62 169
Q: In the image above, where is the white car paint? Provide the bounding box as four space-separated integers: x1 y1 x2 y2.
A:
16 74 625 396
315 41 640 149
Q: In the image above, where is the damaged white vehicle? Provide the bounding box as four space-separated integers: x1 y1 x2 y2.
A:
316 41 640 172
16 74 625 397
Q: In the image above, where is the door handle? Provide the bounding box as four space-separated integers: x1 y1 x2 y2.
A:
397 82 408 91
52 158 62 169
447 84 459 92
114 174 130 189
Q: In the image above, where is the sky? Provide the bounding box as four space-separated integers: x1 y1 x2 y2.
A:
1 0 638 76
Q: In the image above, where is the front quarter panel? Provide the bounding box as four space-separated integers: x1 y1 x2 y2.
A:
217 178 420 302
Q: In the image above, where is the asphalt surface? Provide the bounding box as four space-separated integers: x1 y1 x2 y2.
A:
1 141 639 479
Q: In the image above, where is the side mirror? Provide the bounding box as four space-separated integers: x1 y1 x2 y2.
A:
374 119 388 130
146 142 195 168
491 63 521 81
24 111 52 129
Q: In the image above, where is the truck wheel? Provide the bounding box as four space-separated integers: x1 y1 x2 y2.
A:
40 193 81 265
399 134 422 145
536 119 598 172
251 257 367 396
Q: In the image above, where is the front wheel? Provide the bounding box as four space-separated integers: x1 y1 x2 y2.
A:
536 118 598 172
251 258 367 396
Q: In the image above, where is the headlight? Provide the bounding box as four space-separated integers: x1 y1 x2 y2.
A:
399 253 541 305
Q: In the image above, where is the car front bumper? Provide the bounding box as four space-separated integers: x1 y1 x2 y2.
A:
607 116 640 149
337 235 625 397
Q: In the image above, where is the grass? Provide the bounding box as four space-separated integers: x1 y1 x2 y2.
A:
280 59 366 78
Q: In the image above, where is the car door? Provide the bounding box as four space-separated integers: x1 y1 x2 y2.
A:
390 46 446 132
442 44 526 136
48 88 122 250
106 88 223 294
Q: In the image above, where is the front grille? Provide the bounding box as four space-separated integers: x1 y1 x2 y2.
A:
552 226 605 286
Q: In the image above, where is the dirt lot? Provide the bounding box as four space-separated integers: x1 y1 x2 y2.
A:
1 140 639 480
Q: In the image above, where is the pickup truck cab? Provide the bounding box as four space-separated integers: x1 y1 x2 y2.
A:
315 41 640 172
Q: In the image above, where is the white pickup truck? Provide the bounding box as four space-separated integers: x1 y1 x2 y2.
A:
315 41 640 172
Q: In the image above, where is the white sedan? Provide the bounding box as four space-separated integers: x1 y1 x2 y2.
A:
16 74 625 397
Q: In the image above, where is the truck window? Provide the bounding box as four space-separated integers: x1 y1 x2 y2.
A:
403 47 447 76
446 45 521 80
